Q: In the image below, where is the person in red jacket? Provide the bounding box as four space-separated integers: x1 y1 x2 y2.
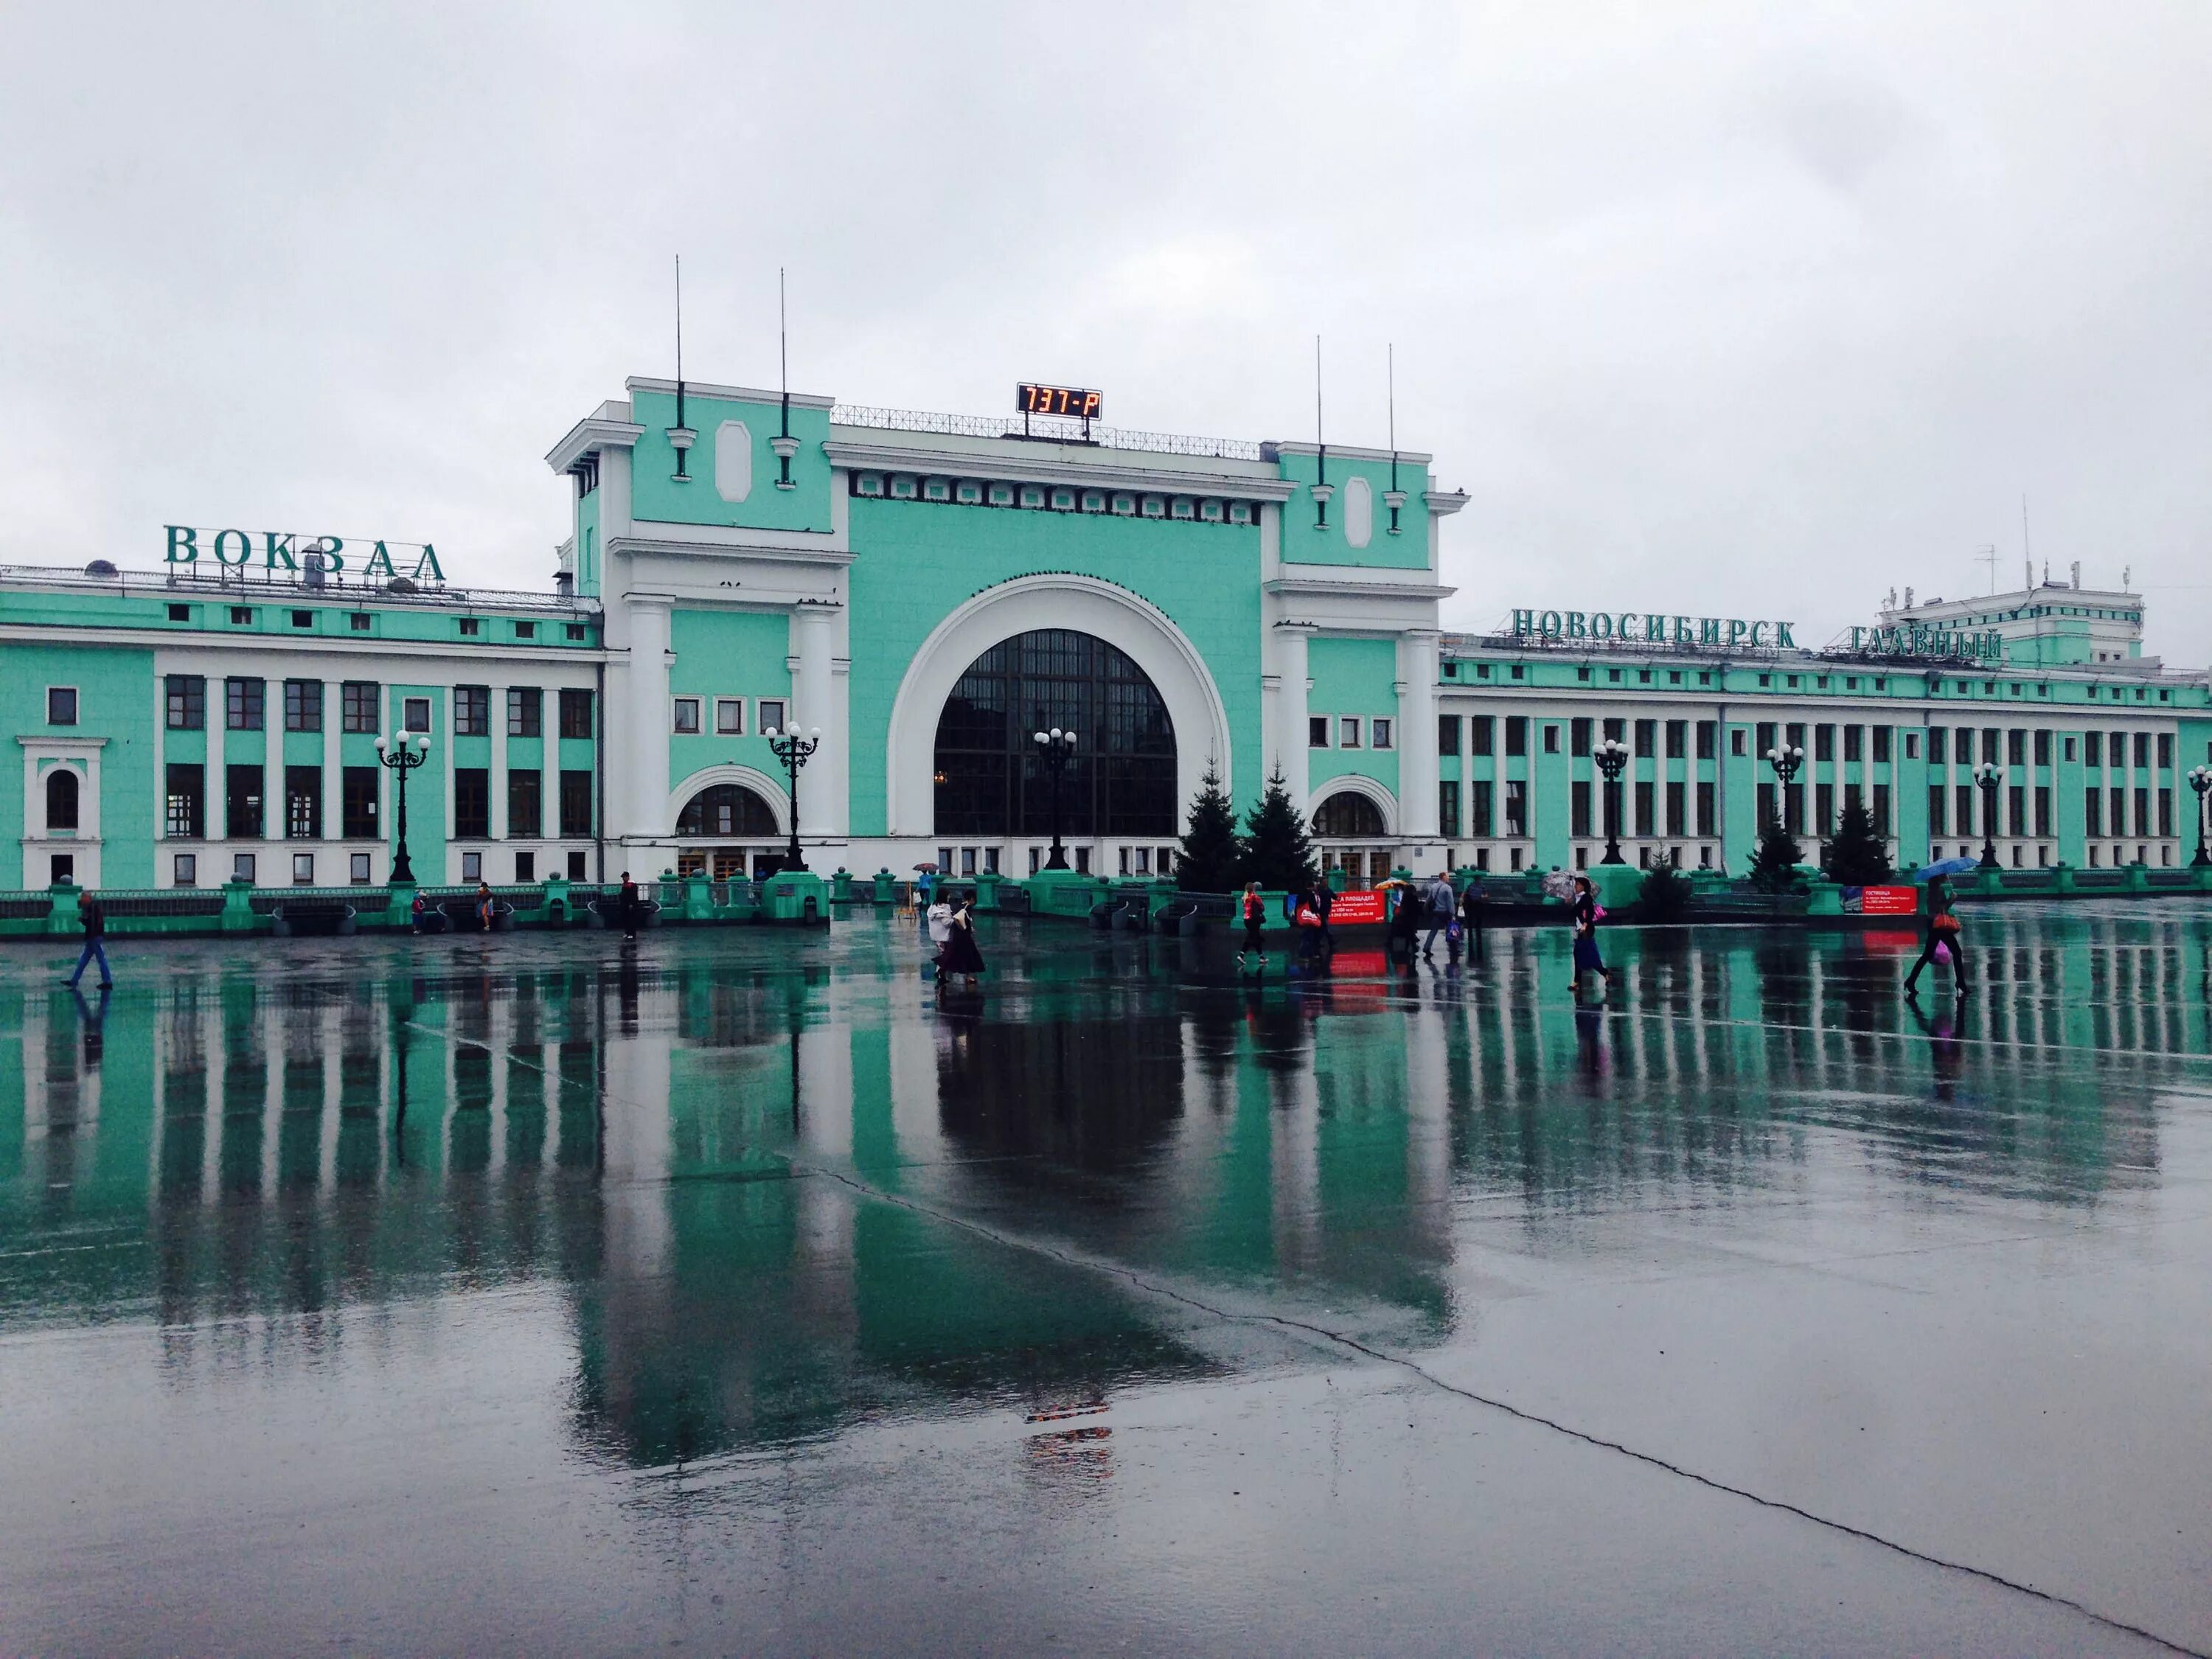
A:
1237 881 1267 971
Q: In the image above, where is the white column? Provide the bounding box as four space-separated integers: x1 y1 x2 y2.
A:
1275 624 1312 811
1398 629 1441 841
321 680 339 862
790 604 839 844
622 594 673 840
488 682 508 877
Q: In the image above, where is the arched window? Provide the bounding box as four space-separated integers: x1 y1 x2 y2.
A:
1312 790 1385 838
45 768 79 832
933 630 1177 836
675 784 778 838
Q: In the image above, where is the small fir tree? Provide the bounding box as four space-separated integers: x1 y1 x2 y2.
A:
1176 764 1243 893
1239 770 1318 893
1822 796 1893 885
1748 816 1806 893
1639 849 1694 921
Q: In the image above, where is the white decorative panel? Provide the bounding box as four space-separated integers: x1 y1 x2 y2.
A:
714 420 753 503
1343 475 1373 549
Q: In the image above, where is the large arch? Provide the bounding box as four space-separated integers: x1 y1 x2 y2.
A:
886 574 1232 835
664 765 790 838
1307 774 1398 836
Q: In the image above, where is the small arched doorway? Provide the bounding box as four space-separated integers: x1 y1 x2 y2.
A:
1312 788 1393 890
674 782 782 880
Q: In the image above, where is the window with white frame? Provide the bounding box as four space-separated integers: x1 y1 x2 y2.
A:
759 699 787 734
714 698 744 735
462 850 481 881
1309 715 1329 748
350 852 372 884
672 697 701 735
174 852 198 887
47 687 77 725
1339 717 1362 749
1371 717 1393 750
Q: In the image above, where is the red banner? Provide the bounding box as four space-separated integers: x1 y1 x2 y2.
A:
1323 891 1388 925
1852 885 1919 916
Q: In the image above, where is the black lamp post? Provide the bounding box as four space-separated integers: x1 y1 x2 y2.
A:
764 721 820 873
1591 737 1630 865
1032 726 1078 870
375 728 431 885
2188 765 2212 867
1974 761 2004 869
1765 742 1805 834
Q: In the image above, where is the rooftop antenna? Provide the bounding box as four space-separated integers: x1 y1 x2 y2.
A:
670 255 692 480
2021 493 2031 571
1311 334 1332 529
1975 543 1998 594
771 267 800 490
1385 342 1403 537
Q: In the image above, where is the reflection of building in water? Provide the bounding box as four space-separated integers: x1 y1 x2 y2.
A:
1 923 2199 1462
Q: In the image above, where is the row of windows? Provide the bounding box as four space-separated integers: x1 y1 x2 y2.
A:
167 847 591 888
160 677 594 738
1912 785 2176 841
159 763 594 840
1307 714 1393 751
175 602 585 644
671 696 787 737
1445 659 2177 704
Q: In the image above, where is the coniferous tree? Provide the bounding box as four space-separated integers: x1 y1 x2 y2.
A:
1822 796 1893 885
1239 770 1318 892
1176 764 1243 893
1639 849 1694 920
1748 816 1806 893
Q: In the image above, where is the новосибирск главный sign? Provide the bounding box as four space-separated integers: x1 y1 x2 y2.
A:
1509 608 2005 661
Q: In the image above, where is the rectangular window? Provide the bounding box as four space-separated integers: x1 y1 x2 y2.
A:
1470 717 1493 757
2157 733 2173 770
507 687 543 737
1666 780 1686 835
1929 785 1947 835
1982 728 2001 768
454 768 490 839
1339 717 1362 748
1927 728 1947 765
1843 726 1863 763
758 698 786 737
515 850 535 883
1571 717 1592 757
1634 781 1655 837
1958 785 1976 836
1664 720 1686 759
1439 780 1461 839
1505 717 1528 757
232 853 254 883
716 698 745 736
454 686 490 737
174 852 198 886
342 682 380 734
1309 714 1329 748
350 613 371 632
292 852 316 885
559 689 594 740
226 764 264 839
1438 714 1461 756
1954 727 1973 765
2034 785 2051 838
1371 717 1393 750
284 766 321 839
1757 782 1777 827
165 763 205 838
2008 785 2028 837
226 677 265 731
47 686 77 725
283 680 323 732
560 769 594 838
1603 717 1625 744
1571 780 1592 838
507 769 542 839
403 698 431 733
2134 733 2149 771
1695 781 1714 836
1503 779 1526 838
2159 790 2173 838
341 768 379 839
1471 780 1494 838
2008 729 2026 767
1634 719 1656 759
2084 789 2102 836
1815 725 1835 762
1695 720 1716 760
2112 787 2126 835
1872 726 1892 764
462 851 483 882
1756 721 1776 756
1542 723 1559 754
2083 731 2101 768
167 675 206 730
1815 782 1834 835
1731 728 1745 757
459 618 481 637
514 621 537 641
672 697 701 735
1873 783 1891 837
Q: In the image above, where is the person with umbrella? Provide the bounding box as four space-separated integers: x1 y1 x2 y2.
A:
1905 856 1976 998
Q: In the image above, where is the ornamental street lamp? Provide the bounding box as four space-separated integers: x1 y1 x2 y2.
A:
763 723 821 873
1765 742 1805 836
1591 737 1630 865
374 729 432 885
1973 761 2004 869
2188 765 2212 867
1032 727 1079 870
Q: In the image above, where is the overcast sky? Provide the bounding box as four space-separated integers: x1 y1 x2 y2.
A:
5 2 2209 661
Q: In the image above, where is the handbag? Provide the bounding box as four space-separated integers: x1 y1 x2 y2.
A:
1447 921 1463 944
1932 912 1961 936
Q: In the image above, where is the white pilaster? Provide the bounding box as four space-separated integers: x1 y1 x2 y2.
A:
622 594 674 840
790 604 841 844
1398 629 1441 841
1275 624 1312 810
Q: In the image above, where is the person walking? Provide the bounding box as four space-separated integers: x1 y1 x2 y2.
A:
618 871 640 941
916 866 935 938
1237 880 1267 972
1903 874 1969 997
1312 879 1337 955
409 890 429 933
1571 874 1610 992
64 892 111 990
1422 872 1456 960
474 882 496 933
1458 870 1485 964
938 891 987 987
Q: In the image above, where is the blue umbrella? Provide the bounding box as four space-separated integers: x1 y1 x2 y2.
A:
1914 856 1980 882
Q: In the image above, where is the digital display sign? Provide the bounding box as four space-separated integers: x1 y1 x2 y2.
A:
1016 383 1103 420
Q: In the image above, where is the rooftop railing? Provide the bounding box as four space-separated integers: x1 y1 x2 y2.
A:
830 403 1265 464
0 563 594 614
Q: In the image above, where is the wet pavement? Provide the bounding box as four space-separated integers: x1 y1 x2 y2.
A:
3 904 2210 1655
